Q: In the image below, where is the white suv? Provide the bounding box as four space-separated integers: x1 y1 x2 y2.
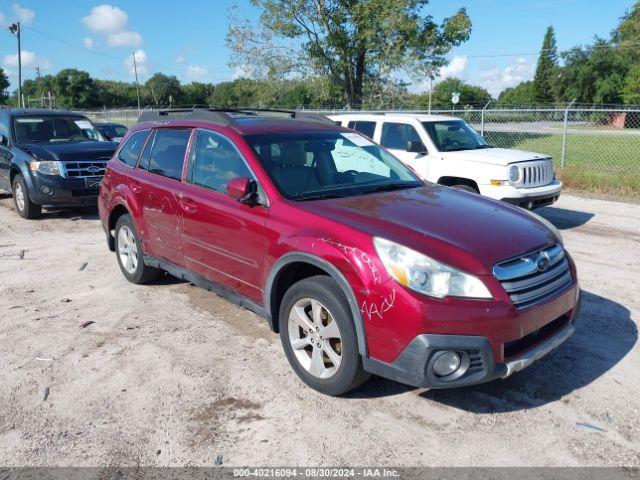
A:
330 113 562 209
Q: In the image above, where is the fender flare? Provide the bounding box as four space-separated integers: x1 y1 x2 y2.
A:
264 252 368 357
10 162 34 191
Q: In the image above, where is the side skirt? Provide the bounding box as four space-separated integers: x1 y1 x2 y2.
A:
143 255 271 322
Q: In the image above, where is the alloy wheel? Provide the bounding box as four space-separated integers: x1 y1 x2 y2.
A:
14 181 25 213
288 298 342 379
117 225 139 274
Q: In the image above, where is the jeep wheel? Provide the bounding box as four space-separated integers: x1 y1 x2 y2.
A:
114 214 162 284
12 174 41 219
279 275 370 396
452 184 478 194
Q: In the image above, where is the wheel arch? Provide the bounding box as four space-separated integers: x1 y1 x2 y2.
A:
437 176 480 192
106 203 132 251
264 252 368 357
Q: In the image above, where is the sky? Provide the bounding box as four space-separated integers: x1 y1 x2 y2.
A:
0 0 635 97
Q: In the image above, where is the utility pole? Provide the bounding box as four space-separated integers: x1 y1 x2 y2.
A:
132 52 141 112
35 66 43 106
428 75 433 115
8 22 22 108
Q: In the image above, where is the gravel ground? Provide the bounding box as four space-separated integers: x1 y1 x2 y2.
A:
0 192 638 467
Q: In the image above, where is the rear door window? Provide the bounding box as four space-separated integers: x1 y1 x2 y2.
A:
347 121 376 139
380 123 421 150
142 129 191 181
117 130 149 167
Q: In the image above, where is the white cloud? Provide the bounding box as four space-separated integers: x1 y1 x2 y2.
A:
106 30 142 47
232 65 251 80
3 50 50 70
0 12 5 27
12 3 34 24
83 37 94 49
83 4 142 48
185 65 207 81
173 54 186 65
124 49 149 76
480 57 535 97
437 56 468 81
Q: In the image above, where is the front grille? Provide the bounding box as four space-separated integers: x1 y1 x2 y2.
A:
62 160 108 178
493 244 572 309
516 160 554 188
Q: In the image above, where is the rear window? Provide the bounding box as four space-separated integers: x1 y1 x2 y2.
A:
142 129 191 181
117 130 148 167
347 120 376 139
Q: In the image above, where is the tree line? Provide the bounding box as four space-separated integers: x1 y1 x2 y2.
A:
0 0 638 110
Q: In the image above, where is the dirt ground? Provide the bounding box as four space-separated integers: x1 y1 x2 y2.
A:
0 191 638 467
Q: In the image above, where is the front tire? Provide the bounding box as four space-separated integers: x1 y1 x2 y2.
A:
12 174 42 219
279 275 370 396
114 214 162 284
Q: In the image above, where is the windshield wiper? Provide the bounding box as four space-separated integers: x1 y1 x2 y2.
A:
360 182 419 195
473 144 492 149
295 192 350 201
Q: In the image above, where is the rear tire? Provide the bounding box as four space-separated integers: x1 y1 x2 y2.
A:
279 275 370 396
452 184 478 194
114 214 162 284
12 174 41 219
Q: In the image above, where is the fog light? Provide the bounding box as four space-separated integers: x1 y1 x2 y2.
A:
432 351 461 377
40 186 53 195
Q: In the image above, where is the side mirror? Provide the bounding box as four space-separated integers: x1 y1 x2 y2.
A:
0 134 7 147
227 177 259 205
406 140 427 153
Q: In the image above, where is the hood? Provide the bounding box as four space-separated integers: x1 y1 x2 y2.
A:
298 185 558 275
440 147 549 166
18 141 118 162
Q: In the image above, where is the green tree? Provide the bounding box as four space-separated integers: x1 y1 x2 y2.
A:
0 68 11 104
498 81 535 105
226 0 472 108
144 73 183 106
55 69 99 108
533 26 559 103
182 82 215 106
426 77 491 108
622 65 640 104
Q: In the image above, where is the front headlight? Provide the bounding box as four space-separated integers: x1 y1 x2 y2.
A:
373 237 492 299
508 165 520 183
29 161 61 176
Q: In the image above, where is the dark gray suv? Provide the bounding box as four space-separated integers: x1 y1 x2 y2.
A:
0 108 117 218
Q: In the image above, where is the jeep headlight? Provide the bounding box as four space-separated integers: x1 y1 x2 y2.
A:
29 161 61 176
508 165 520 183
373 237 492 299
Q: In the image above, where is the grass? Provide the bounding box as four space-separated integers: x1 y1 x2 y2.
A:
484 131 640 198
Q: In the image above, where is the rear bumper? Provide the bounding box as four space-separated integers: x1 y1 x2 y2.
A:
363 290 580 389
29 172 101 208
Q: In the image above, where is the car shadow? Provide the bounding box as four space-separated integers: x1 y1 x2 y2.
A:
47 206 100 221
535 206 594 230
421 290 635 412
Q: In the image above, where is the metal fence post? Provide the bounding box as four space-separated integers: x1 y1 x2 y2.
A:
560 99 576 172
480 100 491 136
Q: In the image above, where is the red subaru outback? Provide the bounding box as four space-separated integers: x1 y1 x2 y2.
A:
98 109 580 395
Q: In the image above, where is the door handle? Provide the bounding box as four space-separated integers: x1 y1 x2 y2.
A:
179 197 198 213
130 183 143 193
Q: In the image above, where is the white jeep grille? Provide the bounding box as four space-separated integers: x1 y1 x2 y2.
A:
513 159 554 188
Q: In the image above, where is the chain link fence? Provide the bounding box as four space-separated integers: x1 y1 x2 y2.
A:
75 106 640 198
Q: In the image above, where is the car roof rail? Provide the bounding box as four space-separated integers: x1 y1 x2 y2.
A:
214 107 336 126
137 108 238 126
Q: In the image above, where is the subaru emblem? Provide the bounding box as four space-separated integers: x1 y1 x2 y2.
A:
535 252 551 272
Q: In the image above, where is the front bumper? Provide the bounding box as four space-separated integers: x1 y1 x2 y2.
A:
29 172 101 208
363 290 580 389
480 180 563 209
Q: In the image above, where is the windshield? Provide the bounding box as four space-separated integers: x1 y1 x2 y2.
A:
245 130 422 201
422 120 490 152
14 116 104 144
